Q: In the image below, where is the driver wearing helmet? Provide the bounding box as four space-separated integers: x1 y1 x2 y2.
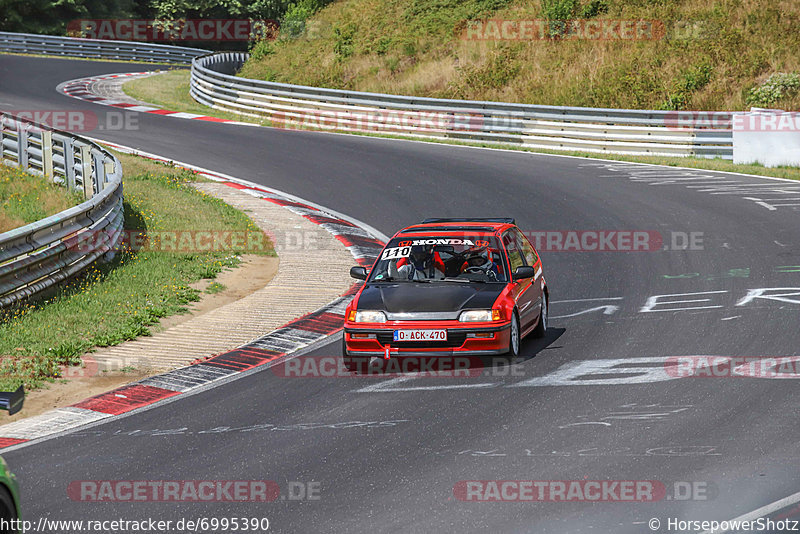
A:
389 244 445 280
461 244 500 280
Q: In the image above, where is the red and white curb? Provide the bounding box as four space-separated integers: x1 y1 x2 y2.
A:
57 72 254 125
0 143 386 451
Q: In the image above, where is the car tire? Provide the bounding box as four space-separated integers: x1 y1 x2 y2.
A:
533 294 548 338
342 336 369 374
0 485 17 530
505 311 521 358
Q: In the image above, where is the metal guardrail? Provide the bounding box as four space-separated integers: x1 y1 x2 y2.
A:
0 111 124 308
0 32 735 157
191 52 734 159
0 32 208 64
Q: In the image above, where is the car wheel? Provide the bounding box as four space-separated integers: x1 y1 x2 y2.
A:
342 336 369 374
0 485 17 528
533 295 548 338
505 312 521 357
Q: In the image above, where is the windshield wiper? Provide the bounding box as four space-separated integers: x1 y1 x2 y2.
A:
441 277 486 283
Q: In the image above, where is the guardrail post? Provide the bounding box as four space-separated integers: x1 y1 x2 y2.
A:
17 125 28 168
103 159 117 188
64 139 76 191
92 150 105 191
41 130 54 179
0 116 5 161
79 144 94 198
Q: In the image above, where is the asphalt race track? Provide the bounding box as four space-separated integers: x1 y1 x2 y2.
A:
3 54 800 533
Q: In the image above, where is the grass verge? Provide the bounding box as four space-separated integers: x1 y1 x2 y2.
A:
0 163 84 233
123 70 271 125
119 70 800 181
0 152 275 391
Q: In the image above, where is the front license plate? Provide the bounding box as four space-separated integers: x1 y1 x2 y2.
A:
393 329 447 342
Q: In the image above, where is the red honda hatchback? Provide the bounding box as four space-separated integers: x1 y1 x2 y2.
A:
343 218 548 372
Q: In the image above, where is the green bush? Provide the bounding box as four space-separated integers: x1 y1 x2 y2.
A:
580 0 608 18
375 36 392 56
249 40 275 61
540 0 579 38
541 0 579 21
661 63 714 110
333 23 357 59
746 73 800 107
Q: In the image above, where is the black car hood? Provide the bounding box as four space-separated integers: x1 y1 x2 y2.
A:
357 283 505 313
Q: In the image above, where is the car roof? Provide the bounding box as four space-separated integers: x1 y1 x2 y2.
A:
394 220 515 237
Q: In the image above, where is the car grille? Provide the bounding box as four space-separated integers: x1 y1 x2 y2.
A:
375 332 468 349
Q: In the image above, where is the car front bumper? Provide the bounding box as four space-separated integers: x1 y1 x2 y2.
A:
343 321 511 357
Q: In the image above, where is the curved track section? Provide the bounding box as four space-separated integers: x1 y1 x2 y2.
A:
2 54 800 533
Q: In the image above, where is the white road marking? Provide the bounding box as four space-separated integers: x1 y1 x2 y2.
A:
354 375 498 393
701 490 800 533
736 288 800 306
511 357 679 387
640 291 727 313
558 422 612 428
551 297 624 303
551 305 620 319
595 163 800 210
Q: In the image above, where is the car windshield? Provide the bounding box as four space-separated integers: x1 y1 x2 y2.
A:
369 235 507 283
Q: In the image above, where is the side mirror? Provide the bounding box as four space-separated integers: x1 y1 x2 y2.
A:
512 266 536 280
350 266 368 280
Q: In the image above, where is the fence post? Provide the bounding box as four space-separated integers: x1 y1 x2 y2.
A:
92 150 105 192
0 115 5 162
41 130 54 179
17 124 28 168
79 144 94 198
64 139 76 191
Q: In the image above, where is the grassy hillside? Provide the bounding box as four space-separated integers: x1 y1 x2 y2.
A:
238 0 800 111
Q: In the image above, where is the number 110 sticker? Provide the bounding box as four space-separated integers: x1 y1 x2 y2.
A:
381 246 411 260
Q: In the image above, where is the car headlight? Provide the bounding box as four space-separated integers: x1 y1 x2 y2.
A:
354 310 387 323
459 309 501 322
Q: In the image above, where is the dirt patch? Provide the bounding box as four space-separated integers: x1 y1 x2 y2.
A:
2 254 278 423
